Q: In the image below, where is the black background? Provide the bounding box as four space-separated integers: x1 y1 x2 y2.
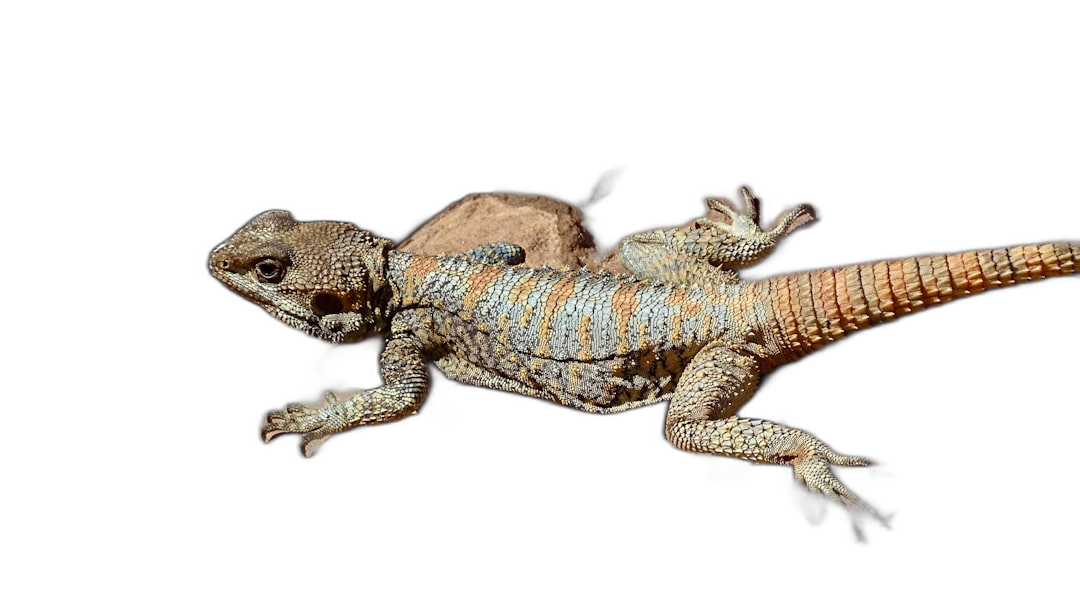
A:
164 69 1075 587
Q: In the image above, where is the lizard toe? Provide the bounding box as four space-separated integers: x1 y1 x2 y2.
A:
794 451 889 534
300 432 331 457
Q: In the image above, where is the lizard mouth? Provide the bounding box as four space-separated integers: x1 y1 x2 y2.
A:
212 268 321 329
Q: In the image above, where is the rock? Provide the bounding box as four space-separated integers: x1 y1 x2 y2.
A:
398 190 725 275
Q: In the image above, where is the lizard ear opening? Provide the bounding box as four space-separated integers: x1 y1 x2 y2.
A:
312 293 346 316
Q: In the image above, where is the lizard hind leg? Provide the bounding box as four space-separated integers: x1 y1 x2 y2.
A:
701 187 816 244
617 187 816 284
664 341 888 539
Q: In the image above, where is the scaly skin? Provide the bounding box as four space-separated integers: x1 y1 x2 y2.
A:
754 242 1079 363
210 187 1078 536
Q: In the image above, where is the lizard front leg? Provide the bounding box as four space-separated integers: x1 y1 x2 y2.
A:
458 241 526 265
619 187 815 284
666 341 887 537
262 332 430 457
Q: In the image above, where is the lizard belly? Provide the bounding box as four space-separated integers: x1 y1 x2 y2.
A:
407 276 734 412
433 327 704 413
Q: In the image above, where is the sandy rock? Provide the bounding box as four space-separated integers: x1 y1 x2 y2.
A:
398 191 728 275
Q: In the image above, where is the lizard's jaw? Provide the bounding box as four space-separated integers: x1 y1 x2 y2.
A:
316 312 379 343
212 268 323 334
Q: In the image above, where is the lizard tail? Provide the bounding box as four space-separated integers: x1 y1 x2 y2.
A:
757 242 1079 364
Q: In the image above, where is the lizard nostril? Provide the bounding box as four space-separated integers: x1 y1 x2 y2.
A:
312 293 345 316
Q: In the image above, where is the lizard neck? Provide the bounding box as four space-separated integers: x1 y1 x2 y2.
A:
385 250 470 312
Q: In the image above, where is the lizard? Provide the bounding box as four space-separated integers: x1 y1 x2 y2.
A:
209 186 1078 531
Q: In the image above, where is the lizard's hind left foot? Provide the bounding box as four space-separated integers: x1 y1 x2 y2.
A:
768 429 891 538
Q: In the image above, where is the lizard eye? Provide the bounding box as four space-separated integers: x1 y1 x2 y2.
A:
255 258 286 283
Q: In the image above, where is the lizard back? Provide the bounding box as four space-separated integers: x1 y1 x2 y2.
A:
387 251 753 411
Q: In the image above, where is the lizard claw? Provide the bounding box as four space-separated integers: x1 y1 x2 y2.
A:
770 430 890 538
262 392 349 456
697 187 814 249
768 203 816 238
704 187 762 222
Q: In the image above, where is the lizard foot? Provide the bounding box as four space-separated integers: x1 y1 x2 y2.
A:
700 186 815 242
461 242 526 266
262 391 349 457
769 429 890 539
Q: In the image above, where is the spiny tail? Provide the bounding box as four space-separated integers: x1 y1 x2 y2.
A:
758 242 1078 363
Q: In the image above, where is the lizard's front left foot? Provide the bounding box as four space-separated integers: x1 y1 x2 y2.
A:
263 391 349 457
767 429 890 539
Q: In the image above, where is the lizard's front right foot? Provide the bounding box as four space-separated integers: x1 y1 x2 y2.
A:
263 391 349 457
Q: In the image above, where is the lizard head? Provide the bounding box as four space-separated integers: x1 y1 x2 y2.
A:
210 210 394 343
